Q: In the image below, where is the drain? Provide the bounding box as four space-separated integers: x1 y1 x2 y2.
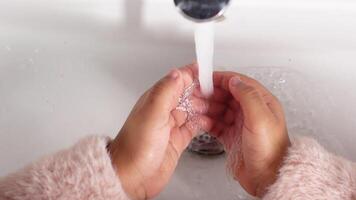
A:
188 133 225 155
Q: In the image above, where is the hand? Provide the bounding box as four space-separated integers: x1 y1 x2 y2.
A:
204 72 290 197
108 64 211 199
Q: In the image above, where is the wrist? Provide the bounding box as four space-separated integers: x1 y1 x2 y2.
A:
117 167 146 200
255 170 277 197
256 143 289 197
107 141 146 200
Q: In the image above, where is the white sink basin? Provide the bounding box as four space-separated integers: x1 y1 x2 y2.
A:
1 0 356 199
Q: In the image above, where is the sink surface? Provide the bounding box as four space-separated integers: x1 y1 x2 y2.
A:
1 0 356 199
157 152 252 200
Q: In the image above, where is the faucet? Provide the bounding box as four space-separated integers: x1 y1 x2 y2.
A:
174 0 231 23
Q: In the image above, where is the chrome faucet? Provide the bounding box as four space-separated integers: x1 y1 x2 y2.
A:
174 0 231 22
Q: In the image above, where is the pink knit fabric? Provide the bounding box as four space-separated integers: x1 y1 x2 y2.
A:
0 136 355 199
0 136 129 200
264 136 356 200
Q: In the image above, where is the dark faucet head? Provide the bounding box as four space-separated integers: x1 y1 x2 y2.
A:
174 0 230 22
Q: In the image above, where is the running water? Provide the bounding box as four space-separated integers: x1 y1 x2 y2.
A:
194 22 215 97
191 22 224 155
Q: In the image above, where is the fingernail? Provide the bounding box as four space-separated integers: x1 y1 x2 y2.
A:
231 76 242 86
168 69 179 80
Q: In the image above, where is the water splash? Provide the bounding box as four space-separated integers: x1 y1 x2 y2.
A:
176 81 196 119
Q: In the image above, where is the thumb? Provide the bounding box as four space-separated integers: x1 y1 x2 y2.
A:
228 76 273 126
145 69 183 116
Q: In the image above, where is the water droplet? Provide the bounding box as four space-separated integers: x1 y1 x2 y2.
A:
236 67 332 143
278 78 286 84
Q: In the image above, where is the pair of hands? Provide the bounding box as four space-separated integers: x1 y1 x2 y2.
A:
108 64 290 199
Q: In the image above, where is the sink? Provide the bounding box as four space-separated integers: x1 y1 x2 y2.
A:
1 0 356 199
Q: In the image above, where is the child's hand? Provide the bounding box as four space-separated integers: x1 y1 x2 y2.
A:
205 72 290 197
108 64 211 200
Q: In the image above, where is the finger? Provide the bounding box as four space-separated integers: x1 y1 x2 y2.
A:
171 110 187 127
190 97 227 116
173 96 215 127
215 71 284 122
193 87 232 103
182 115 213 139
181 63 199 77
179 64 233 103
223 108 236 125
194 114 229 138
208 120 228 138
146 69 184 114
177 63 198 88
190 97 209 114
207 102 227 116
170 115 213 155
213 71 273 98
229 99 241 110
264 94 286 122
229 76 275 127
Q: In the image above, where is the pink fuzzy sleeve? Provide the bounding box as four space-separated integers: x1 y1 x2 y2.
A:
263 137 356 200
0 136 130 200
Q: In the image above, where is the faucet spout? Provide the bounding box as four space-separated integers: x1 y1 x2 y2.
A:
174 0 231 23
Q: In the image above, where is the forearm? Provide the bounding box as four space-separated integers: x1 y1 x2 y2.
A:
263 136 356 200
0 136 129 200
